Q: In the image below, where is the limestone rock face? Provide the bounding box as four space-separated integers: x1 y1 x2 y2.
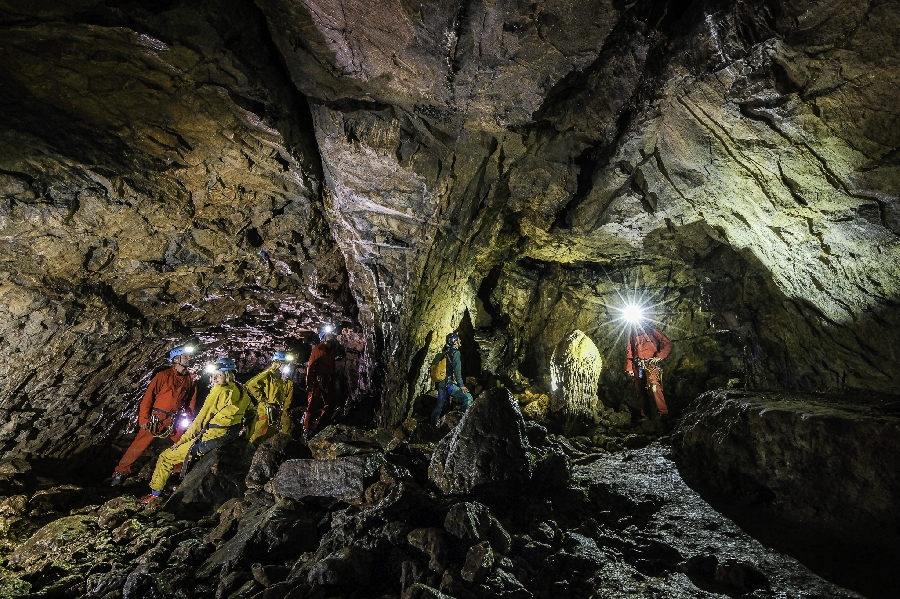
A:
672 390 900 544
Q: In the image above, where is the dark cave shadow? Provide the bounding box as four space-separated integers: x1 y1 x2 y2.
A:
674 468 899 599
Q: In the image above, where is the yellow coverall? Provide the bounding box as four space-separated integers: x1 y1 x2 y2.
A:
246 367 294 445
149 381 251 491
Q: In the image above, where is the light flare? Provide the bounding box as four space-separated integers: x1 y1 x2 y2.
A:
622 304 645 324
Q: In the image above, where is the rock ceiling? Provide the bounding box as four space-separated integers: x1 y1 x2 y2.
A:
1 0 898 461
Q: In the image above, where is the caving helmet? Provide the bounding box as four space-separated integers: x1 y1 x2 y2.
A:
446 332 459 346
205 358 237 373
273 351 294 362
169 345 195 360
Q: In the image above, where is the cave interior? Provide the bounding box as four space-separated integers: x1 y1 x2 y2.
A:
1 0 898 598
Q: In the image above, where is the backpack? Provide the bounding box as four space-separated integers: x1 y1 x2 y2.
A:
429 354 447 383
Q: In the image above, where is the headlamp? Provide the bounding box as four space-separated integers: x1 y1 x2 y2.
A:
285 354 294 362
623 304 644 324
179 416 191 429
184 345 195 354
205 363 217 374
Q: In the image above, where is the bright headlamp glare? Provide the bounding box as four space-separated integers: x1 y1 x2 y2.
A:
623 304 644 324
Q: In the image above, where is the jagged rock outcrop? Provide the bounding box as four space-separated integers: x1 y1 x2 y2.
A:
165 442 256 518
428 388 531 495
672 390 900 544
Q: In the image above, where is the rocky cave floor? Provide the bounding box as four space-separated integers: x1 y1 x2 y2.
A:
0 388 888 599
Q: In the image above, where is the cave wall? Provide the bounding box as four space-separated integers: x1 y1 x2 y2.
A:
260 0 899 422
1 0 899 449
0 0 356 464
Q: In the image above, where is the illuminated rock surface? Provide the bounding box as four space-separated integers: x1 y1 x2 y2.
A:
549 329 603 433
1 0 898 596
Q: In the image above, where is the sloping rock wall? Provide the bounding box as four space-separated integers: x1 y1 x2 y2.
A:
0 0 355 465
672 390 900 541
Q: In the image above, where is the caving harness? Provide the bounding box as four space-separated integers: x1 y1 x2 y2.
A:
178 388 245 480
147 407 189 438
264 402 283 424
632 357 663 392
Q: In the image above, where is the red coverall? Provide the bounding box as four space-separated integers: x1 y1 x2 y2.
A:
113 367 197 475
625 328 673 419
304 340 338 434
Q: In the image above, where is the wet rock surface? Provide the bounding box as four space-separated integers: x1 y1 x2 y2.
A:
0 407 873 599
672 389 900 598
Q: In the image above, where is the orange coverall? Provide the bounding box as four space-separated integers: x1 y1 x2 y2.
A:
113 367 197 475
625 328 673 419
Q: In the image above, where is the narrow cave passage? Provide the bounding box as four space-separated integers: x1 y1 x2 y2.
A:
2 0 899 597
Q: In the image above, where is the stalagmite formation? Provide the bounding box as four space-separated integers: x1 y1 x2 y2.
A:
550 330 603 433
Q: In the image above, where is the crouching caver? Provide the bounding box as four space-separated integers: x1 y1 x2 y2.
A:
139 358 251 504
431 332 473 426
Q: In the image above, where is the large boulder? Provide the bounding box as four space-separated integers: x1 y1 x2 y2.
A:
165 441 256 518
245 433 309 491
308 425 394 459
269 454 385 502
199 499 318 577
8 515 96 570
428 388 532 495
672 390 900 543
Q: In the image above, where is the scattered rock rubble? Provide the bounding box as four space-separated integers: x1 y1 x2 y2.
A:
0 391 868 598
